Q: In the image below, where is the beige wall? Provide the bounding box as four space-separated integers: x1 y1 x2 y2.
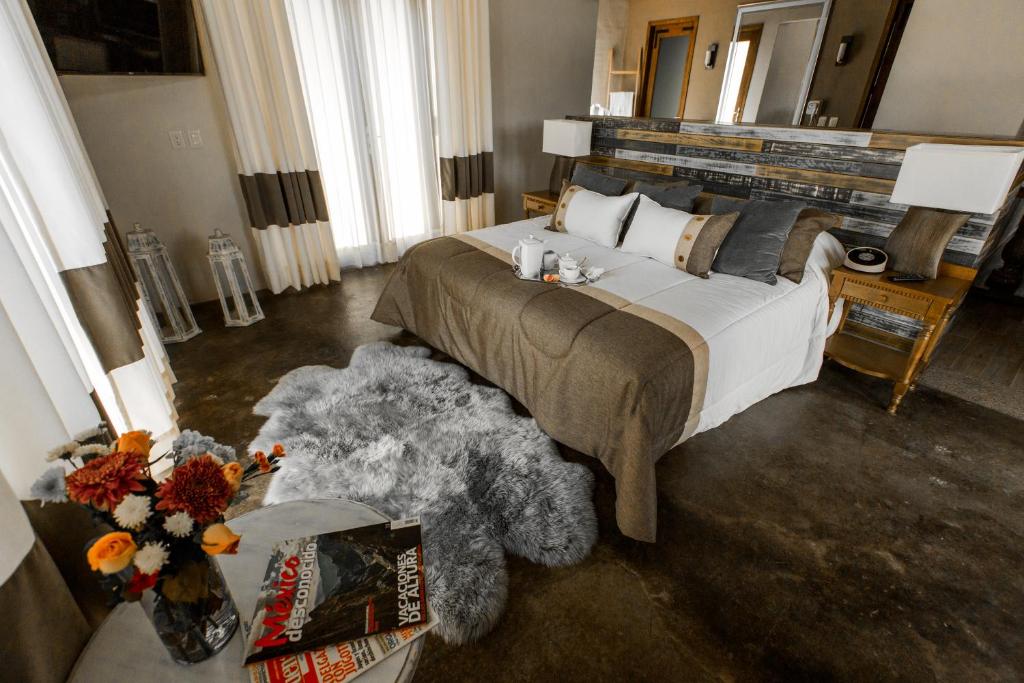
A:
622 0 742 121
873 0 1024 136
60 74 261 304
490 0 599 224
807 0 892 127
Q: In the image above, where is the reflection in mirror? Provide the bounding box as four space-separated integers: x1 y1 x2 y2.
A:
716 0 831 125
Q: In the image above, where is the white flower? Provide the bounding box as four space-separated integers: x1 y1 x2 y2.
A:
163 511 194 538
46 441 78 462
208 454 224 466
133 542 169 575
72 424 107 442
113 494 151 530
72 443 112 460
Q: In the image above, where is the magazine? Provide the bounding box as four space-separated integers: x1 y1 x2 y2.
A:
243 517 428 665
247 610 436 683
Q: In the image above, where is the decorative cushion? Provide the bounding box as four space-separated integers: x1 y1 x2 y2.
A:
619 194 739 277
712 199 806 284
552 185 638 247
709 195 749 214
884 206 970 278
778 209 843 283
621 181 704 241
569 164 629 196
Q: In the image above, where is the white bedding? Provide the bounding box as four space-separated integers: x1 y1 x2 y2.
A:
468 216 846 443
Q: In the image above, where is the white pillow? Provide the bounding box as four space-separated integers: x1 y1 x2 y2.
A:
620 194 695 267
563 188 638 247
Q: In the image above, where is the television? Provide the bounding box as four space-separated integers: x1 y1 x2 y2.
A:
26 0 202 75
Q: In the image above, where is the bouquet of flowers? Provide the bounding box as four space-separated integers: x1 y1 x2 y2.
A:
30 426 285 606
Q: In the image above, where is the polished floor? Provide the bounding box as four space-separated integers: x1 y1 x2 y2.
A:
169 267 1024 682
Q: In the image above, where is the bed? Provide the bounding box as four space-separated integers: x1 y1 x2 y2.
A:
372 215 846 541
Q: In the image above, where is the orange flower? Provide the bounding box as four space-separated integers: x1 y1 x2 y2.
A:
201 523 241 555
87 532 136 574
221 462 244 492
66 451 147 511
271 443 286 458
115 430 152 457
254 451 272 473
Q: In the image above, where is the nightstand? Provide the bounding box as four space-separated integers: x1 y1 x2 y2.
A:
824 266 973 414
521 189 558 218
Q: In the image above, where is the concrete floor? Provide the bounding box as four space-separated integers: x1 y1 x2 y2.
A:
169 267 1024 682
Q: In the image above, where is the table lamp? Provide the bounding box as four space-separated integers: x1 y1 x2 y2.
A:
543 119 593 195
886 144 1024 278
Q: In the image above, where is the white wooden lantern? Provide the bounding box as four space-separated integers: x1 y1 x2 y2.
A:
125 223 201 343
207 229 264 327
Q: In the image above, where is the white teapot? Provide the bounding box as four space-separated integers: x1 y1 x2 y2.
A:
512 234 546 278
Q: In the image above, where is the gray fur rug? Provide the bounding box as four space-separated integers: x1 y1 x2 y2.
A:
252 342 598 643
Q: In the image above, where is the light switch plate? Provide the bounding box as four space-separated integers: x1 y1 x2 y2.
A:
188 129 203 147
168 130 186 149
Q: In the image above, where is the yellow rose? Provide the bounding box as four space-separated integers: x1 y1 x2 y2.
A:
201 523 241 555
87 532 137 574
221 462 244 493
115 430 151 457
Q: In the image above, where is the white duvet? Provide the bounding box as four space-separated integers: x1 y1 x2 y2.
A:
468 216 846 442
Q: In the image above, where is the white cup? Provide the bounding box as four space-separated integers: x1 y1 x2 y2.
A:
560 266 581 281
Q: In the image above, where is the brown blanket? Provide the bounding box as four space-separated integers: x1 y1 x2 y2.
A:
372 234 708 541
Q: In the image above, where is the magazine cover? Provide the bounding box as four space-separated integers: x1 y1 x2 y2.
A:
247 610 436 683
243 518 427 665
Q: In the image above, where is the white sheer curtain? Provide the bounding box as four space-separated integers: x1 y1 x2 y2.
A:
286 0 441 267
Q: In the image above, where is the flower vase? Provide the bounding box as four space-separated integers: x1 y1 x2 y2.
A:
141 557 239 664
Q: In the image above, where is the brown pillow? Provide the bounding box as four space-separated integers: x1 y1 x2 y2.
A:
884 207 970 278
778 208 842 283
679 212 740 278
547 181 585 233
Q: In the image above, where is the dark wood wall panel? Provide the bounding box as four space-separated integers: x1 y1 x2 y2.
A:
568 115 1024 341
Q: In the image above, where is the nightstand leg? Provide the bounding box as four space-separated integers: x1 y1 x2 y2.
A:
888 382 910 414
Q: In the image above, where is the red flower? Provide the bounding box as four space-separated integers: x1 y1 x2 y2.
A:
155 455 232 524
65 451 147 511
271 443 286 458
254 450 272 473
126 569 159 594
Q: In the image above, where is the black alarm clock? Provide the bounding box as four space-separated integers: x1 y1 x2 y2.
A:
844 247 888 273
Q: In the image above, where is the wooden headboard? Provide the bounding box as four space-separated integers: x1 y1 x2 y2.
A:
569 115 1024 339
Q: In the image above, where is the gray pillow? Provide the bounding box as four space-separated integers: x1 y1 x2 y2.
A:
712 199 806 284
570 164 629 196
709 195 749 214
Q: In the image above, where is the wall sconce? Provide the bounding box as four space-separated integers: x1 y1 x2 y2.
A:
836 35 854 65
704 42 718 69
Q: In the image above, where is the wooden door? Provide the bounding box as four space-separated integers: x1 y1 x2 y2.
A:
731 24 763 123
637 17 699 118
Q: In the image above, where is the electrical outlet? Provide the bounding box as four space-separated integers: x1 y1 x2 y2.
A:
828 116 839 128
168 130 186 149
188 129 203 147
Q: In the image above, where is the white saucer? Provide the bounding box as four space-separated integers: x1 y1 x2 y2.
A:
559 273 586 284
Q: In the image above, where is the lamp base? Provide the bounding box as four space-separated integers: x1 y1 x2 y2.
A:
548 156 575 195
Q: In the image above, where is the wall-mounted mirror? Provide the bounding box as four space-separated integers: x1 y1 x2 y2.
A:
715 0 830 126
589 0 1024 137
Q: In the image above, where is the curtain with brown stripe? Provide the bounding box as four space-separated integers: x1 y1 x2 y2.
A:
429 0 495 233
198 0 341 294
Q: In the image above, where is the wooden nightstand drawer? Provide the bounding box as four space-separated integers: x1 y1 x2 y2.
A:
840 280 932 318
523 196 554 214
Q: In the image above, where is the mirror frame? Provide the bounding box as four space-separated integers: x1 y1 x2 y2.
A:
714 0 833 126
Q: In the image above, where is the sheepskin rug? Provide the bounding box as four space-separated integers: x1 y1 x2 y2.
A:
252 342 598 643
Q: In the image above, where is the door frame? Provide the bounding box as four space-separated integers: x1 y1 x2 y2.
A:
636 16 699 118
731 23 764 123
715 0 833 125
855 0 914 128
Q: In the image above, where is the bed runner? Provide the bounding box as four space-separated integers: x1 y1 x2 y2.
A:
372 234 708 542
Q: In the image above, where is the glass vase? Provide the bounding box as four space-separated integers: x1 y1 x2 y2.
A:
142 557 239 664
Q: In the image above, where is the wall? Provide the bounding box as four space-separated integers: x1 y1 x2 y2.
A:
807 0 892 127
622 0 742 121
590 0 631 109
872 0 1024 136
60 74 261 303
489 0 599 224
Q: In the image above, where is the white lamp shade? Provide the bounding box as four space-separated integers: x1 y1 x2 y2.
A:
542 119 593 157
890 144 1024 215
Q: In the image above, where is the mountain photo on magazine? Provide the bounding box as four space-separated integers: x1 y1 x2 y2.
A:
243 519 427 665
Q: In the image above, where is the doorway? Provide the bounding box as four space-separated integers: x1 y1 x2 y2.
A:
637 17 699 118
725 23 763 123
